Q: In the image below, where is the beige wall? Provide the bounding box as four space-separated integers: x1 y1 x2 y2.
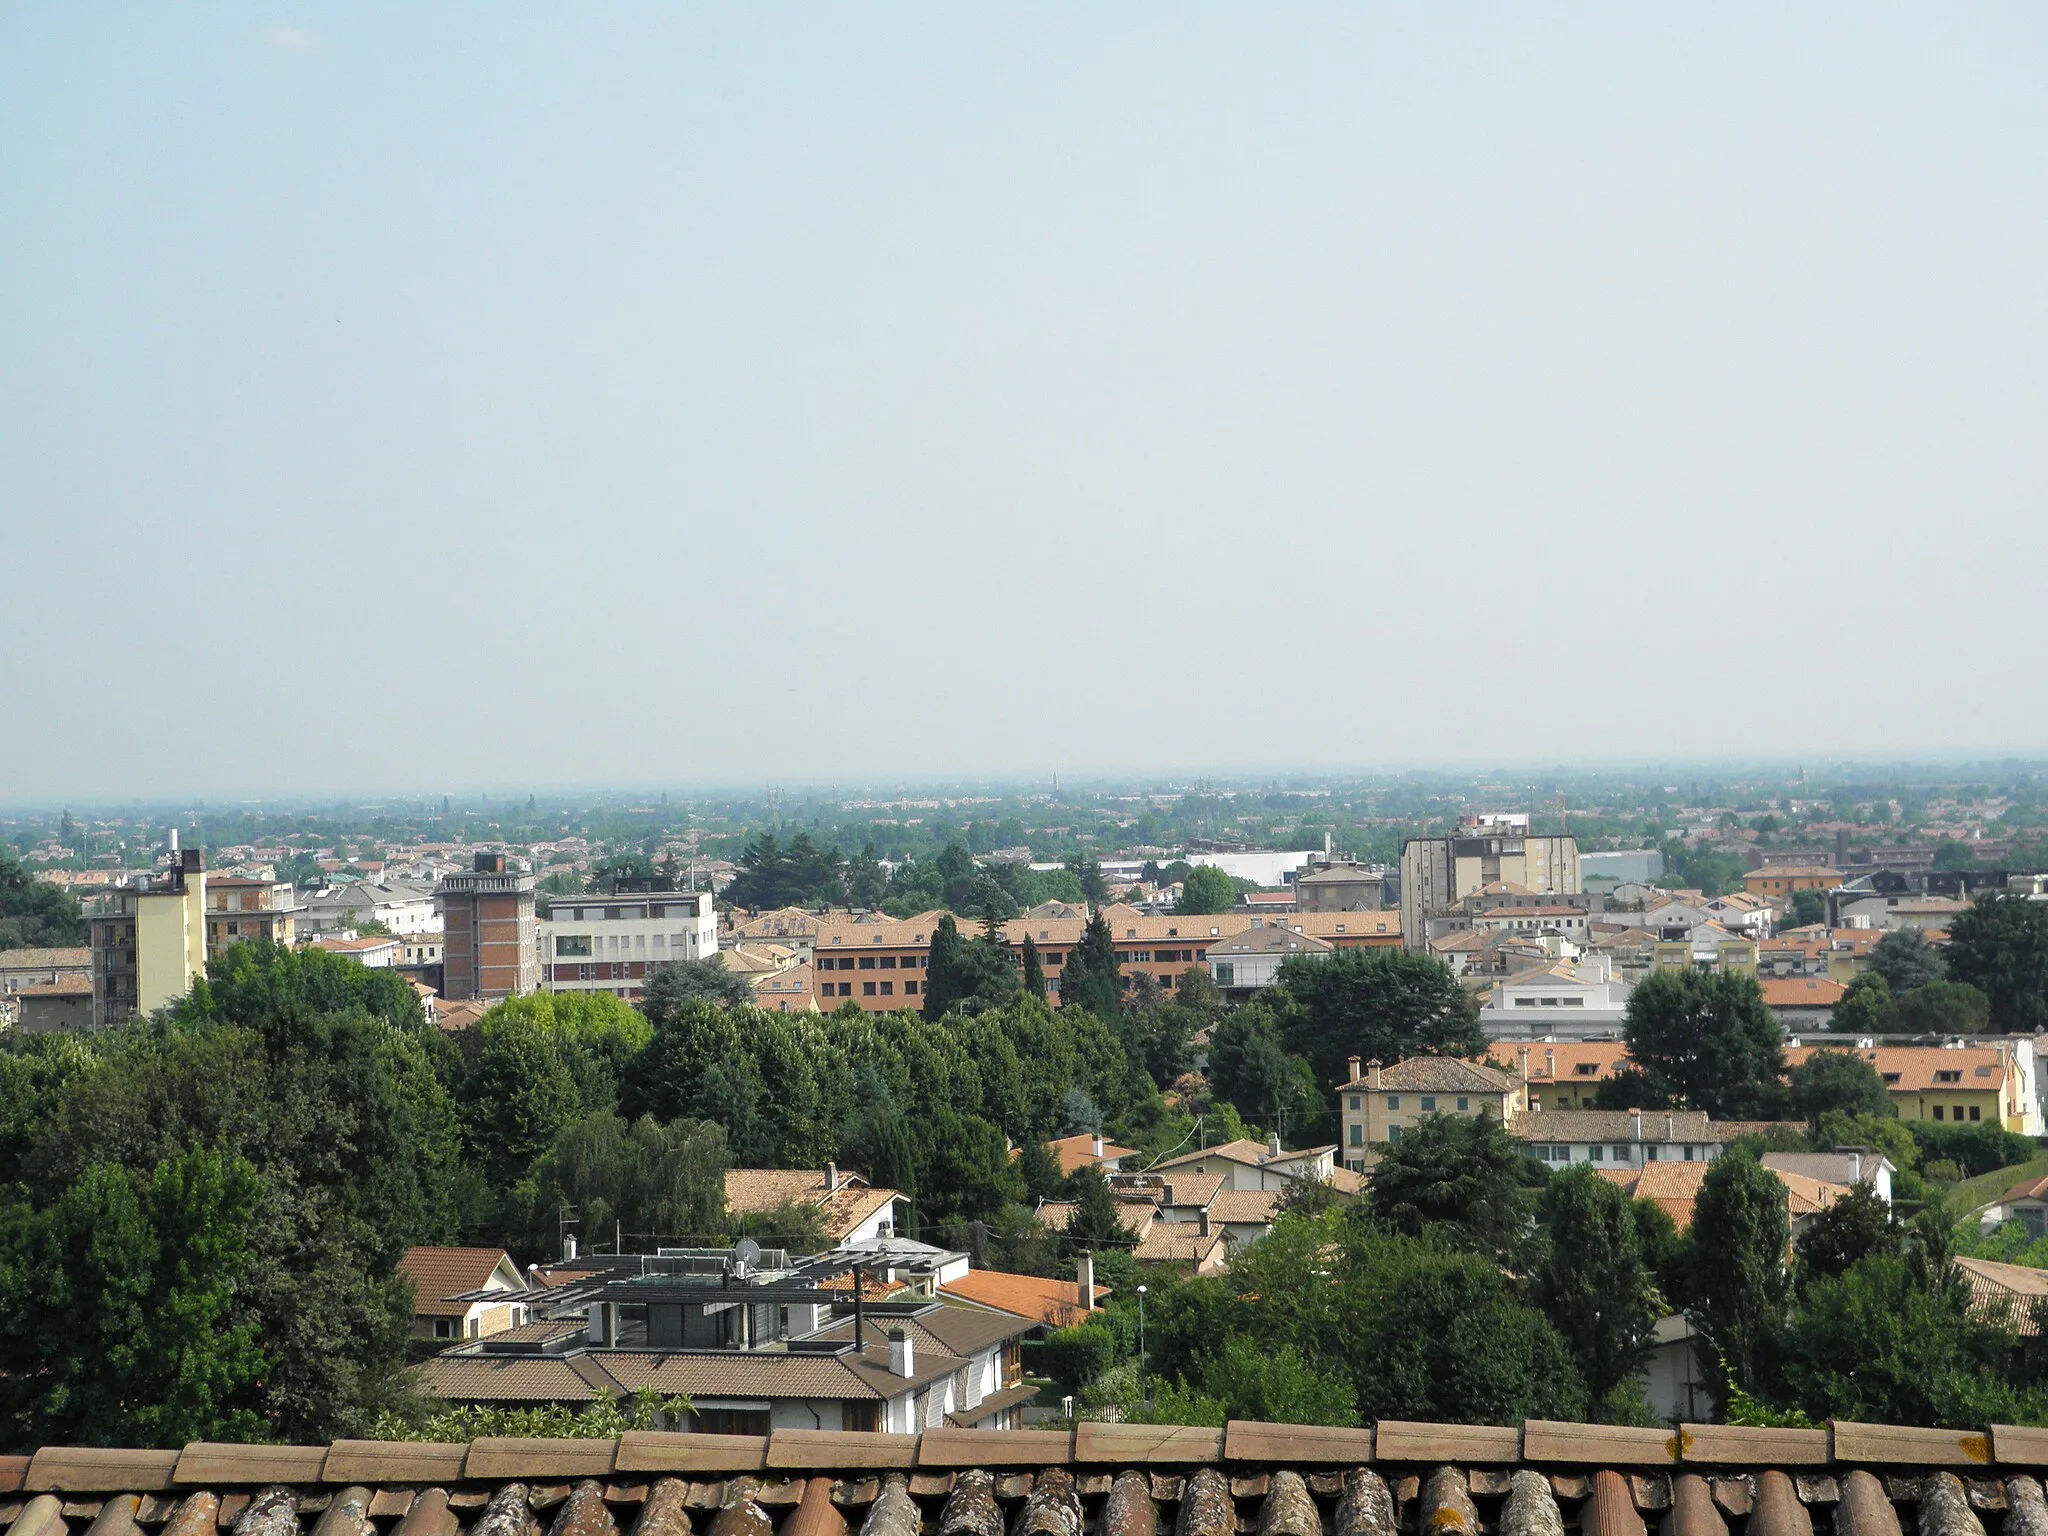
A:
134 875 204 1016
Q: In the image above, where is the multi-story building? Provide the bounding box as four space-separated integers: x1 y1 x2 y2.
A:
540 884 716 1001
203 877 302 952
1335 1056 1525 1172
1478 953 1632 1041
1741 866 1844 901
808 905 1400 1013
1399 831 1579 952
1292 862 1389 913
89 844 207 1029
436 853 539 1003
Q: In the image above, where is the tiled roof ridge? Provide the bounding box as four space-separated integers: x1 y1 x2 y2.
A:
4 1420 2039 1493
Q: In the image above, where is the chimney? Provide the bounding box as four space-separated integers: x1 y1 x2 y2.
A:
1517 1046 1531 1079
1198 1209 1211 1238
888 1327 914 1378
1091 1134 1104 1159
564 1232 578 1261
1268 1131 1282 1157
1847 1150 1862 1184
1665 1114 1675 1140
826 1162 839 1193
1544 1049 1555 1079
1368 1059 1383 1089
1631 1112 1642 1143
1347 1055 1362 1084
1077 1252 1095 1312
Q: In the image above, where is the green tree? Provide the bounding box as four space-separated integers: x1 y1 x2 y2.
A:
1793 1183 1896 1288
527 1113 729 1251
1870 929 1945 992
461 1012 585 1181
1532 1166 1663 1418
1065 856 1109 905
1271 949 1483 1089
1059 911 1123 1019
923 915 974 1021
0 1148 268 1448
1890 980 1991 1035
1021 935 1047 1001
1933 841 1980 872
1206 1008 1314 1134
1782 889 1828 930
0 847 88 948
1789 1049 1894 1127
1623 969 1789 1120
1017 1136 1066 1203
915 1107 1024 1228
1687 1151 1791 1407
642 957 751 1017
1365 1112 1541 1265
1136 1336 1359 1427
1945 892 2048 1033
1064 1165 1131 1250
1830 973 1894 1035
1176 865 1236 916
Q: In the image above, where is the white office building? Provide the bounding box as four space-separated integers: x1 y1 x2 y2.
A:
541 888 716 1001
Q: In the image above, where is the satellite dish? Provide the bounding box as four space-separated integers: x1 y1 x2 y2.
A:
734 1238 761 1268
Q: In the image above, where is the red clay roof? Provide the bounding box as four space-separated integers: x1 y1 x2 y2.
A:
397 1247 519 1318
940 1270 1108 1329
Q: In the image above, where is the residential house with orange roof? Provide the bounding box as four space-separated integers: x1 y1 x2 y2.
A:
1335 1055 1525 1172
397 1246 532 1343
724 1166 903 1244
939 1268 1107 1333
1757 976 1846 1028
1783 1042 2031 1131
1045 1132 1136 1177
1490 1040 1631 1112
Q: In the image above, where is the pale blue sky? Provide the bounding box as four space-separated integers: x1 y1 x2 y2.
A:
4 6 2045 799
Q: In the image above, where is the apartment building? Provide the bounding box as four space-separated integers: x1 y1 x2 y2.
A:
1336 1055 1525 1172
204 876 303 952
436 853 539 1003
1742 866 1845 900
809 905 1401 1013
540 884 716 1001
88 844 207 1029
1399 831 1579 952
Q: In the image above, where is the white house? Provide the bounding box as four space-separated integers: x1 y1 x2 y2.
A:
1762 1148 1895 1205
1514 1109 1747 1169
1479 954 1632 1041
1205 925 1334 992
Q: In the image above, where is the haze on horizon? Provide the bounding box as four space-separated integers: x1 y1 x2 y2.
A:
4 5 2045 803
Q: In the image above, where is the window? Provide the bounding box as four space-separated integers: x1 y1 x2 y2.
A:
1612 1145 1630 1161
1936 1070 1962 1084
1388 1126 1402 1143
1588 1146 1604 1162
1457 1097 1469 1111
1214 963 1234 987
880 982 893 996
433 1318 455 1339
1933 1105 1945 1121
880 957 896 969
556 934 593 957
905 980 919 995
863 982 877 996
1348 1095 1361 1111
859 957 877 970
1969 1106 1981 1122
1420 1096 1436 1112
1386 1095 1401 1109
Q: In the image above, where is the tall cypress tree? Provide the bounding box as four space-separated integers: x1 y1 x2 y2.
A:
1060 911 1122 1018
1687 1150 1791 1409
1021 935 1047 1000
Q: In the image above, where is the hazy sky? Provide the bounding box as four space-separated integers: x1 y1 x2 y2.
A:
5 6 2046 801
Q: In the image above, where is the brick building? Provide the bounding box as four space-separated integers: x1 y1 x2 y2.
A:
435 853 538 1003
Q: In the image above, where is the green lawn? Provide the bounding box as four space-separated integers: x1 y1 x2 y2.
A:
1948 1153 2048 1216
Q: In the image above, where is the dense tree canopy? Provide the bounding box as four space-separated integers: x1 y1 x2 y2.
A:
1623 969 1789 1120
1945 892 2048 1033
1176 865 1236 916
0 848 87 948
1270 949 1483 1089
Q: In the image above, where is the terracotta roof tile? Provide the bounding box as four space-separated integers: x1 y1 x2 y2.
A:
397 1247 521 1318
939 1271 1106 1329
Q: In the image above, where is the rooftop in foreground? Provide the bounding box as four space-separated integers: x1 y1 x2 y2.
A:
0 1416 2040 1536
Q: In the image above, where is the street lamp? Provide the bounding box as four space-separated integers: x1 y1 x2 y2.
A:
1136 1284 1147 1399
